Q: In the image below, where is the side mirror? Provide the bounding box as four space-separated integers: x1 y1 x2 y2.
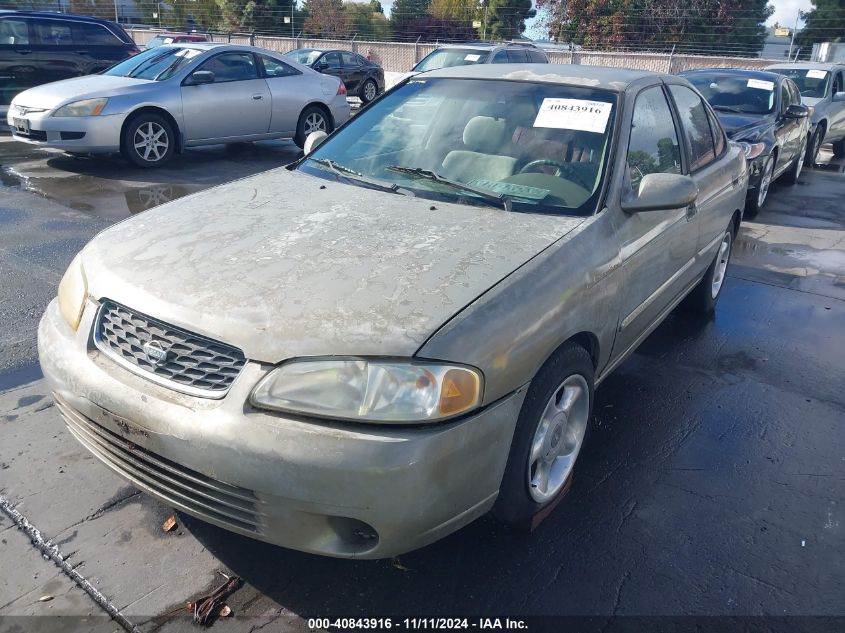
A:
621 173 698 213
303 130 328 156
785 104 809 119
313 62 327 71
833 92 845 103
185 70 214 86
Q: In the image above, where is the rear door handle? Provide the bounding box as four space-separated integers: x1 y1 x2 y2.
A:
252 94 263 100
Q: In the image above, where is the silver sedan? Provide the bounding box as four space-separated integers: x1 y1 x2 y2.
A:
39 65 748 558
6 43 350 167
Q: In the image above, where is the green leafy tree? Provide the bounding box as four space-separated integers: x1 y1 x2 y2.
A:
391 0 432 38
798 0 845 47
483 0 536 40
345 2 393 39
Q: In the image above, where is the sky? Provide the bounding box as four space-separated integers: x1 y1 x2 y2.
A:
377 0 816 38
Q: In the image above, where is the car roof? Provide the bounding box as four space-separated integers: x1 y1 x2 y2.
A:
432 41 541 52
681 68 783 82
1 10 118 24
765 61 845 71
153 32 207 38
419 63 659 91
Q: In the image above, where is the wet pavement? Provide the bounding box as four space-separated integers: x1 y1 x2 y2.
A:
0 135 843 631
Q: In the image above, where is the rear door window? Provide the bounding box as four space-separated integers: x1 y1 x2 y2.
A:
259 54 300 78
74 22 122 46
491 50 508 63
0 18 30 46
506 49 528 63
669 84 716 171
527 49 548 63
705 105 726 156
340 52 360 67
322 52 342 69
32 19 73 46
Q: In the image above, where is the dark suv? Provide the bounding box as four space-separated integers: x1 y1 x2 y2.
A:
0 11 139 106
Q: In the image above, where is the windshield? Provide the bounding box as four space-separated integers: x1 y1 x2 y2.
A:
103 46 202 81
686 74 776 115
298 78 617 216
413 49 490 72
769 68 830 98
286 49 322 66
145 36 173 48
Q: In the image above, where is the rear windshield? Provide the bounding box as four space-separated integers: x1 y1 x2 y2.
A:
286 49 322 65
769 68 830 99
413 48 490 72
686 73 776 115
103 46 202 80
146 36 174 48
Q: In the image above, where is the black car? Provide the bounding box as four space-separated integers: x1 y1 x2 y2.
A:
0 11 139 106
682 68 810 215
285 48 384 103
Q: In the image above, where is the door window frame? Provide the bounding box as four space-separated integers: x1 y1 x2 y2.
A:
190 51 261 84
666 82 718 174
257 54 301 78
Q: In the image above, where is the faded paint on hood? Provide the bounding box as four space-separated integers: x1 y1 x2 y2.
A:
14 75 153 110
82 169 584 363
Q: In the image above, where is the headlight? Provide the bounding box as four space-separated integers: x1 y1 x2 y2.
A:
57 254 87 330
738 141 766 160
53 98 109 117
251 359 484 423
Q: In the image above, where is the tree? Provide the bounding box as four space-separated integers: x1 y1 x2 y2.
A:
345 1 393 39
163 0 223 31
482 0 536 40
303 0 350 36
398 15 477 40
429 0 478 22
391 0 432 39
798 0 845 48
538 0 772 56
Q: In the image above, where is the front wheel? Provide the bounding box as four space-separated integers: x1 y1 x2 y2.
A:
493 343 594 527
121 113 175 168
682 223 734 315
806 126 824 166
294 106 332 149
360 79 378 103
744 154 773 217
780 138 806 186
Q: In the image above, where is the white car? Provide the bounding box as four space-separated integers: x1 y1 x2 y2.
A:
7 43 350 167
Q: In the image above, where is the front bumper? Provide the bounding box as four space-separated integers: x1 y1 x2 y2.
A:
7 108 123 153
38 298 525 558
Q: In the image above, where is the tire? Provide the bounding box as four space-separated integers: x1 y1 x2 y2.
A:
780 137 806 186
360 78 378 103
682 221 735 315
806 125 825 166
744 153 774 217
294 106 331 149
121 112 176 168
833 138 845 158
493 342 594 527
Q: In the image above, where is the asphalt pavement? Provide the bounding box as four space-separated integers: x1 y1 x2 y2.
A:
0 135 843 632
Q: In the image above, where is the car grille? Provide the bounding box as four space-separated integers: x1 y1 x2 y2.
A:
94 300 246 398
55 394 263 535
13 129 47 141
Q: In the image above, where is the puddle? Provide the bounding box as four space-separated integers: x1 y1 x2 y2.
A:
734 235 845 277
0 166 22 188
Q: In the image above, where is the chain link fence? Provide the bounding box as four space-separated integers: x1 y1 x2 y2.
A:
128 29 781 76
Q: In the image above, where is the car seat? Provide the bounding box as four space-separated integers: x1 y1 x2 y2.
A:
442 116 518 182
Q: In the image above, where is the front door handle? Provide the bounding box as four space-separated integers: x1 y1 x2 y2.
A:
252 94 263 100
15 50 33 55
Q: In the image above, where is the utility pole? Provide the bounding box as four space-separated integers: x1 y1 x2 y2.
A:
787 12 799 61
292 2 295 38
113 0 118 23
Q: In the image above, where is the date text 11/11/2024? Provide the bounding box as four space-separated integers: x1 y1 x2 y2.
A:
307 618 529 630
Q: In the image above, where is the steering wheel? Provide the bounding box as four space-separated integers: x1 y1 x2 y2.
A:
519 159 594 190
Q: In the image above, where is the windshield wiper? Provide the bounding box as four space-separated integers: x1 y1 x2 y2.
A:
385 165 513 211
309 158 411 196
713 105 744 114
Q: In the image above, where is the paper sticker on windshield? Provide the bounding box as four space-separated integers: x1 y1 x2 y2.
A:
807 69 828 79
464 54 481 61
467 179 549 200
533 98 612 133
747 79 775 91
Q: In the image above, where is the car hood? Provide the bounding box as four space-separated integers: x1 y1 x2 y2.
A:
13 75 152 110
716 111 773 141
82 169 585 363
802 96 823 107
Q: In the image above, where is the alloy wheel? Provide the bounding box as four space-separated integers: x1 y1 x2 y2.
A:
364 81 377 102
710 231 732 299
527 374 590 503
133 121 169 163
304 112 327 135
757 156 773 208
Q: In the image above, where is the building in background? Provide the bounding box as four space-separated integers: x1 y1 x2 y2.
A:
760 24 796 60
